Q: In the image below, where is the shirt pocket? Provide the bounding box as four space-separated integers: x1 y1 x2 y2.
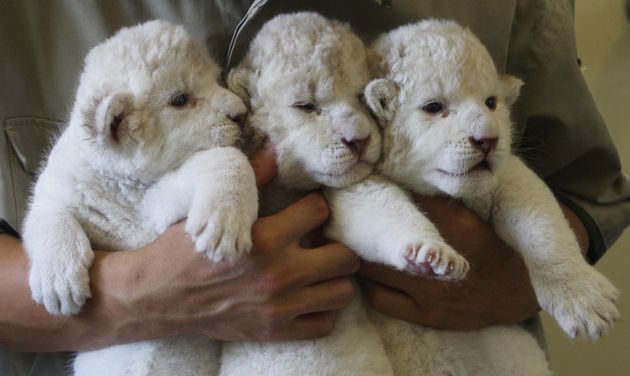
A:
2 117 62 231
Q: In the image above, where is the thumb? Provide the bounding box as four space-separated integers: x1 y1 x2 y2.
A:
249 142 278 188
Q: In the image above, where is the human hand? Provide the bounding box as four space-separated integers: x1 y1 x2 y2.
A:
93 144 359 344
358 195 540 330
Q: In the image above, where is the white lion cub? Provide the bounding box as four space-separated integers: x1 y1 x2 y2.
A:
362 19 620 374
23 20 257 375
222 12 469 376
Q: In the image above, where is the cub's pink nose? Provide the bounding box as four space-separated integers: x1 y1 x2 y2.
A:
469 137 498 154
342 136 371 156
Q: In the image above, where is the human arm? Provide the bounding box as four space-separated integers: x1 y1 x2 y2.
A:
358 193 590 331
508 0 630 262
0 146 359 352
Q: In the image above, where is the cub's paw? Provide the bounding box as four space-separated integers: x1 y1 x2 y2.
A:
186 204 254 263
404 242 469 281
29 257 92 315
537 268 619 339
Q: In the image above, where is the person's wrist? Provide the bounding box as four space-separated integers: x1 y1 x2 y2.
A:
118 246 191 338
69 250 138 349
77 248 174 348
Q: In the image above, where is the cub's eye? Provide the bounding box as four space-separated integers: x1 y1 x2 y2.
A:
169 93 190 107
292 102 320 114
358 93 366 104
485 96 497 110
421 102 443 114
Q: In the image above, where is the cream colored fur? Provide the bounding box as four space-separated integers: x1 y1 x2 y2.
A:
22 20 257 376
363 19 620 375
223 13 476 376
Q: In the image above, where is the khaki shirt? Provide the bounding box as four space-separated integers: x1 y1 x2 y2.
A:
1 0 628 374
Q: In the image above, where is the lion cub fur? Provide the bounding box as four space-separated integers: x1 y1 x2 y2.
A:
223 12 478 376
361 19 619 375
23 20 258 376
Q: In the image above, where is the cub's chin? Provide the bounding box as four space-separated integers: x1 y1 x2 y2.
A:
431 168 498 198
314 161 374 188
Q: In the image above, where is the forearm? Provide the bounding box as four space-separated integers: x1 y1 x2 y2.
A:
560 203 590 258
0 194 359 351
0 234 167 352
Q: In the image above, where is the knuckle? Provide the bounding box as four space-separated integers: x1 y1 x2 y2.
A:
258 305 288 328
457 205 480 225
251 229 278 251
419 306 446 328
257 320 277 340
252 304 283 339
450 208 481 233
312 314 337 338
361 284 382 309
336 278 357 303
344 253 361 273
329 243 361 272
324 312 338 328
306 193 330 222
257 271 289 296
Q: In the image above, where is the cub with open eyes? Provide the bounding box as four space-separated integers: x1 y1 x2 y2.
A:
223 12 474 376
362 19 619 375
23 20 257 376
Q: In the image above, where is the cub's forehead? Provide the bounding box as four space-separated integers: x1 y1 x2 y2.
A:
373 20 500 97
80 20 220 96
250 12 364 62
259 62 368 104
249 13 369 84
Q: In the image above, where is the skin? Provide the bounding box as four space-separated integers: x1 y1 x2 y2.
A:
0 145 590 351
0 144 359 352
359 194 591 330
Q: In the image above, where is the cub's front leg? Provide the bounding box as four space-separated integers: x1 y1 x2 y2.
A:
324 175 469 280
143 146 258 262
492 156 619 338
24 199 94 315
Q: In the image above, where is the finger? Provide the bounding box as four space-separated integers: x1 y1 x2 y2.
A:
254 193 330 245
249 142 278 188
285 311 338 340
358 261 427 292
360 278 427 324
288 277 357 316
296 243 360 285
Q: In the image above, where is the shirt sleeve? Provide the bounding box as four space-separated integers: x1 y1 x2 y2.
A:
507 0 630 263
0 219 19 238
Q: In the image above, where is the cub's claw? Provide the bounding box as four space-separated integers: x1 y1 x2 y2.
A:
404 242 469 281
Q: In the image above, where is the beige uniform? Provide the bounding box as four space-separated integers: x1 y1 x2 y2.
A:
1 0 628 374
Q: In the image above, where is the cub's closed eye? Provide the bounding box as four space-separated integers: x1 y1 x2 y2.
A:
357 93 366 104
421 102 443 114
485 96 497 110
169 93 190 107
292 102 320 114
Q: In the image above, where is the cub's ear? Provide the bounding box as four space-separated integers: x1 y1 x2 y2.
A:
500 75 523 108
227 65 258 104
364 78 399 125
85 92 134 147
